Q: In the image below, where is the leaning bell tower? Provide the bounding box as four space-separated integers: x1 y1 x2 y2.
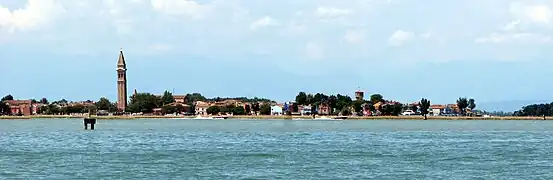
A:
116 48 128 111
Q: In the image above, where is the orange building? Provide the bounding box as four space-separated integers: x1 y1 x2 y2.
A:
6 100 36 116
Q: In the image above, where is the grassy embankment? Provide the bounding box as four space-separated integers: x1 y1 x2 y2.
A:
0 115 550 120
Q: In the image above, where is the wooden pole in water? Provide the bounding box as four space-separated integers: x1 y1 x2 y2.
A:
84 109 97 130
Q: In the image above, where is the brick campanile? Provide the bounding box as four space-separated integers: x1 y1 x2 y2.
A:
116 49 128 111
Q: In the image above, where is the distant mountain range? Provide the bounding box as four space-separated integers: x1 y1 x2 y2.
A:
478 100 553 112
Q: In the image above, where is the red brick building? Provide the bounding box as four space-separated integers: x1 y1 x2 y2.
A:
6 100 36 116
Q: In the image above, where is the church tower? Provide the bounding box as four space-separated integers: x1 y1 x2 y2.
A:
116 49 128 111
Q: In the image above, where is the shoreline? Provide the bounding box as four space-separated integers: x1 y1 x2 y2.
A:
0 115 550 120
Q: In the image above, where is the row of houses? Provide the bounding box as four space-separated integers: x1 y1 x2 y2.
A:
429 104 465 116
153 99 273 115
2 100 97 116
2 100 40 116
272 101 470 117
405 103 468 116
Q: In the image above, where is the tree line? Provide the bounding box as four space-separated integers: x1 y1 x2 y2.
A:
513 103 553 116
0 92 275 116
292 92 480 118
127 91 277 115
292 92 409 116
1 92 483 118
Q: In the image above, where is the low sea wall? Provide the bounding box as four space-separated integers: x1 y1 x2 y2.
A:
0 115 550 120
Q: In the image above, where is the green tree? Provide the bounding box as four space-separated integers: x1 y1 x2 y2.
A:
128 93 160 113
220 104 235 114
328 95 337 114
233 106 246 115
96 97 116 112
206 106 220 115
86 104 97 114
260 103 271 115
296 92 308 105
244 104 251 115
420 98 431 120
161 90 175 106
364 103 375 114
31 99 37 104
352 100 364 115
188 103 196 114
514 103 553 116
0 102 9 115
306 94 314 105
175 104 185 114
252 102 261 114
468 98 476 111
340 107 351 116
39 104 53 115
370 94 384 104
45 104 61 115
335 94 352 111
1 94 13 101
161 105 177 114
380 104 394 115
392 103 404 116
184 93 207 103
311 93 328 105
40 98 49 104
62 104 86 114
59 99 68 104
457 97 469 116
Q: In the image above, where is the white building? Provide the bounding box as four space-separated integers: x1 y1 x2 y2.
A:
271 106 283 116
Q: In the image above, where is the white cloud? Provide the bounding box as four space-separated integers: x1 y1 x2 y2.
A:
343 30 366 44
420 32 432 39
150 0 207 19
502 20 521 31
475 32 553 44
0 0 65 32
0 7 10 27
149 43 172 51
477 2 553 46
2 0 553 65
315 7 352 19
388 30 414 46
250 16 279 30
509 2 553 24
305 42 324 60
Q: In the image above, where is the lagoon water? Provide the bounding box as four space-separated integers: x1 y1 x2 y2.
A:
1 119 553 179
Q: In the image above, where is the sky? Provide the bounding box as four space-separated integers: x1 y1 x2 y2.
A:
1 0 553 107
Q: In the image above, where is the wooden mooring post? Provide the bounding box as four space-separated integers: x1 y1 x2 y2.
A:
84 118 96 130
84 109 97 130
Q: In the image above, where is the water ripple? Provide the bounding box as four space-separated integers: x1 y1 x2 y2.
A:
1 119 553 179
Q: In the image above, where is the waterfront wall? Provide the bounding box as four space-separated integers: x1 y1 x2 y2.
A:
0 115 551 120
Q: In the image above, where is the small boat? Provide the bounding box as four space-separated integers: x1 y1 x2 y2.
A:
194 115 213 120
332 116 348 120
314 116 332 120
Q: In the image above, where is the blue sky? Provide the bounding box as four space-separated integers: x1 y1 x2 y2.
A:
1 0 553 107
